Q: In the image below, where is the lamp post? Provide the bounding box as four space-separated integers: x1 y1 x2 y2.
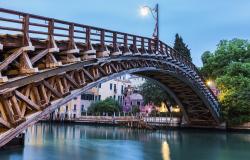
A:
140 4 159 51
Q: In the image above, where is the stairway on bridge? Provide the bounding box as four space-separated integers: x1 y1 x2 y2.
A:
0 8 220 148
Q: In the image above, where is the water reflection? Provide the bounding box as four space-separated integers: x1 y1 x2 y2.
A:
162 141 170 160
1 122 250 160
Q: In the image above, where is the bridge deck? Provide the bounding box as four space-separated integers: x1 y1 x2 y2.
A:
0 7 220 147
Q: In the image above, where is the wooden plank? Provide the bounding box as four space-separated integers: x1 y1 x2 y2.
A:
62 77 70 93
0 101 8 122
0 117 11 128
55 78 65 94
64 74 79 88
42 80 63 98
0 48 23 71
79 70 86 84
39 84 49 104
110 63 118 73
32 85 41 105
82 68 95 81
74 71 83 85
1 99 15 123
31 49 49 64
10 96 22 117
20 85 31 117
15 90 40 111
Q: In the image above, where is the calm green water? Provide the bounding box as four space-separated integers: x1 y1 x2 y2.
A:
1 123 250 160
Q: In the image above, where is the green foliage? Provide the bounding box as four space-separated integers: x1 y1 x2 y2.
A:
88 98 121 115
139 80 173 106
131 105 140 114
201 39 250 79
216 63 250 125
173 33 192 61
200 38 250 125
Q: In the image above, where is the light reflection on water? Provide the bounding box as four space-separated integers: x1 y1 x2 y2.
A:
1 122 250 160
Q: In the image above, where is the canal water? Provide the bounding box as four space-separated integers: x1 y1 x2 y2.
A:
1 123 250 160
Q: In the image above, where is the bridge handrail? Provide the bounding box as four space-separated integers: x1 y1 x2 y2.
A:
0 8 192 67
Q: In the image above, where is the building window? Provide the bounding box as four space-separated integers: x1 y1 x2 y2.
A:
137 102 140 106
66 106 68 112
121 85 123 94
110 83 113 90
98 95 101 100
81 105 84 112
74 105 76 111
113 95 116 100
98 83 101 88
114 84 117 92
81 94 94 100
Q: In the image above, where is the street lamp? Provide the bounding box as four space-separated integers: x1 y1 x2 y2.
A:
140 4 159 51
206 80 213 87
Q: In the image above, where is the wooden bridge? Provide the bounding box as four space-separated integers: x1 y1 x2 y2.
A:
0 8 220 147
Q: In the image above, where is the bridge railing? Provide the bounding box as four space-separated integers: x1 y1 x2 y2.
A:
0 8 194 68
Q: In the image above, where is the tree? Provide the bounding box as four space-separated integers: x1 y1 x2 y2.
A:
200 39 250 79
131 105 140 114
139 80 174 107
200 38 250 125
173 34 192 61
216 63 250 125
88 98 121 115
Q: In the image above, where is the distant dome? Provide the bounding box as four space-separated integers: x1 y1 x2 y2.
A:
129 93 143 100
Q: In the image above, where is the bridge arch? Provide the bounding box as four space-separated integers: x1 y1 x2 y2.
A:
0 8 219 147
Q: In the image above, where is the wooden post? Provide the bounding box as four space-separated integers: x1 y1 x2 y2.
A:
22 14 33 49
123 34 131 55
100 29 105 51
113 32 117 52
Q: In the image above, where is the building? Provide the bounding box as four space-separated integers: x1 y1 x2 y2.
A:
52 90 96 120
95 77 131 104
123 93 144 112
52 75 134 119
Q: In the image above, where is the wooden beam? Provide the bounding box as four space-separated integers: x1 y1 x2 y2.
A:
0 99 15 123
82 68 95 81
39 84 49 105
97 66 107 76
31 49 49 64
0 102 8 122
20 85 31 117
0 48 23 71
64 74 79 88
110 63 118 73
0 117 11 128
15 90 40 111
42 80 63 98
10 96 22 117
19 51 38 74
32 85 41 105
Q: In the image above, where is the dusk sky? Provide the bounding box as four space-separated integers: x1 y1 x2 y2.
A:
1 0 250 66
